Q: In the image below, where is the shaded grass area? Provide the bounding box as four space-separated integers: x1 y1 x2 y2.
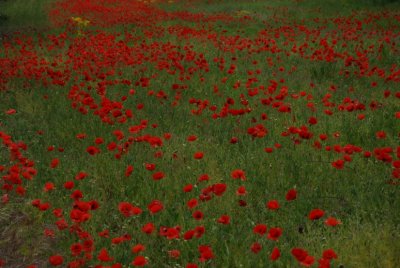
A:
0 201 56 267
0 0 53 37
159 0 400 15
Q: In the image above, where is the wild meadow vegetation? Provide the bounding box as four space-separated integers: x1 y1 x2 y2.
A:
0 0 400 267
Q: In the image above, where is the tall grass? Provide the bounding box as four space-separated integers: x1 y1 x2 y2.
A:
0 0 400 267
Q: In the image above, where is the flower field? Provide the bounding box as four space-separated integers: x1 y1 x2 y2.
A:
0 0 400 267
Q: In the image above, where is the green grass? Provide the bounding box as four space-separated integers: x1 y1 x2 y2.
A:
0 0 400 267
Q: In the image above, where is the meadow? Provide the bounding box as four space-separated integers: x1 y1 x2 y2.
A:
0 0 400 267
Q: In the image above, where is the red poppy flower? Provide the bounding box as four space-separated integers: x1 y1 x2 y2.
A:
331 159 344 169
212 183 227 196
264 147 274 153
70 243 83 256
325 217 341 226
98 229 110 238
183 229 195 240
5 109 16 115
142 223 155 234
393 169 400 179
70 208 90 223
125 165 134 177
75 172 87 180
231 169 246 180
393 160 400 169
236 186 247 195
145 163 155 171
343 154 352 162
39 202 51 211
247 124 268 138
270 247 281 261
89 200 99 210
44 228 55 237
152 171 165 180
50 158 59 168
192 210 204 220
217 215 230 224
319 134 328 141
168 249 180 259
357 114 365 120
198 245 214 262
98 248 114 262
49 255 63 266
148 200 163 214
253 224 267 235
94 137 104 144
118 202 142 217
44 182 55 192
198 174 210 182
376 131 386 139
291 248 308 262
364 151 372 158
187 135 197 142
132 256 147 266
183 184 193 192
52 208 63 218
187 198 198 209
239 199 247 207
166 227 180 240
267 200 280 210
250 242 262 254
111 236 125 245
308 117 317 125
132 244 146 254
309 209 325 220
301 255 315 267
62 180 73 189
113 130 124 140
318 258 330 268
82 239 94 252
194 152 204 159
286 189 297 201
163 133 172 140
267 227 283 241
71 189 83 200
86 146 100 155
322 249 338 260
